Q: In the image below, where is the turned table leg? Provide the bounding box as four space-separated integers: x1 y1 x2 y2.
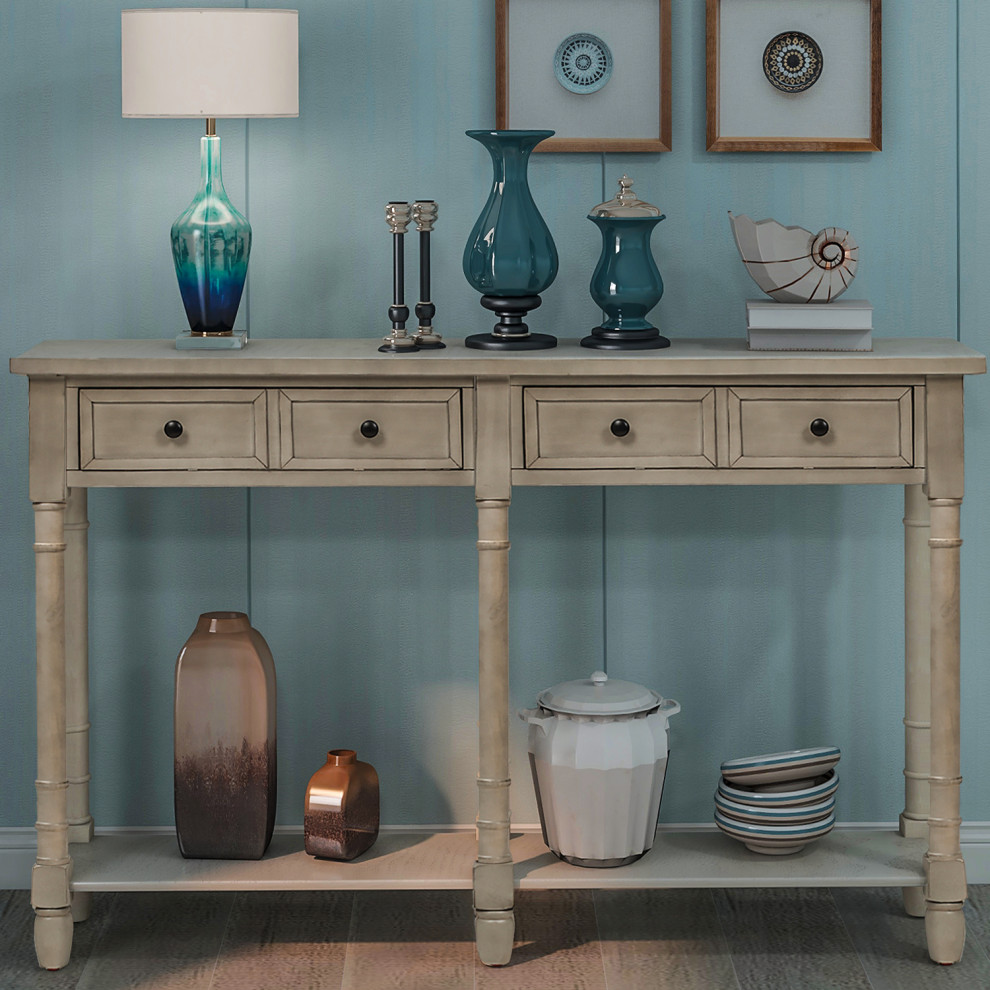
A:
924 495 966 963
901 485 930 918
474 498 514 965
32 500 74 970
64 489 93 924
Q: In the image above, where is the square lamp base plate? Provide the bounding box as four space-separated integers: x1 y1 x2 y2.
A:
175 332 247 350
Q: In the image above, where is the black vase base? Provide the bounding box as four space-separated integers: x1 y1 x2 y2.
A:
413 336 446 349
474 294 554 347
581 328 671 351
465 332 558 351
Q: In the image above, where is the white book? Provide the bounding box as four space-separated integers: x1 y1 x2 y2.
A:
746 299 873 331
747 327 873 352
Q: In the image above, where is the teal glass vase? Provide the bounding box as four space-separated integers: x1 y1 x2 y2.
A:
463 130 559 350
171 135 251 336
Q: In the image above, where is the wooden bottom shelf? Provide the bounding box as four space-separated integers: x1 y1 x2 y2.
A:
68 829 926 893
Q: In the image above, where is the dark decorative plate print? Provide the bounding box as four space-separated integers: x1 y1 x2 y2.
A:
554 33 613 94
763 31 823 93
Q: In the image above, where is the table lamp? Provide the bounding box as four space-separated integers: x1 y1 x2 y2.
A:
121 8 299 349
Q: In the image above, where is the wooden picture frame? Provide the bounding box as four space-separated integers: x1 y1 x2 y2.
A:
707 0 881 152
496 0 672 153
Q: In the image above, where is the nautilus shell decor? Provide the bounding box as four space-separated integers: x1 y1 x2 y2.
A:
728 213 859 303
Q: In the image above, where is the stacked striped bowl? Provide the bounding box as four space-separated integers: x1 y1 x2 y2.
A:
714 746 840 855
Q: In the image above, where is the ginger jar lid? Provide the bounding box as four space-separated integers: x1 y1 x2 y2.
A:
589 175 664 219
538 670 662 715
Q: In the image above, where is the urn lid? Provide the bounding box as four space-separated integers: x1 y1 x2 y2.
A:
589 175 664 219
538 670 662 715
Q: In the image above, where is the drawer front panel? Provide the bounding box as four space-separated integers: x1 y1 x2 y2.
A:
80 389 268 470
280 388 463 469
728 387 914 467
524 387 717 469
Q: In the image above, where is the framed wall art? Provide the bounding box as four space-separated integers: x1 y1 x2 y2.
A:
706 0 881 152
496 0 672 153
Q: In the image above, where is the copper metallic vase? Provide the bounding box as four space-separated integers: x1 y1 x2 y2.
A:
174 611 277 859
304 750 380 860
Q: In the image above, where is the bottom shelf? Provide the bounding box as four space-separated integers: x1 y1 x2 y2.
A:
69 828 926 893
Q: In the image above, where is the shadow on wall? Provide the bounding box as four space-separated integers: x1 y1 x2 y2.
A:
603 482 903 823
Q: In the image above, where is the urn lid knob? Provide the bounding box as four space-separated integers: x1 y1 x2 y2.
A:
589 175 664 219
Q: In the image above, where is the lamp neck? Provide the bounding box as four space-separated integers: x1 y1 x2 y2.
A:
198 135 226 198
205 117 216 136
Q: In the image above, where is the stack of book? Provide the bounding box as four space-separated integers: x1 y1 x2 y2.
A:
746 300 873 352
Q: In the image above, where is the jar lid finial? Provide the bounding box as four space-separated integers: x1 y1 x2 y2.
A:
589 175 664 219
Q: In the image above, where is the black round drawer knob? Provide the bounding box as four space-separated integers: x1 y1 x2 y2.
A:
163 420 184 439
360 420 380 439
610 418 631 438
810 418 830 437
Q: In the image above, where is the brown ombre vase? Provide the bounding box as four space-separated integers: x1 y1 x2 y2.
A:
174 612 277 859
304 750 379 860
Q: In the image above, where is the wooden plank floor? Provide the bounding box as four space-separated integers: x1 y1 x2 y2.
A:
3 886 990 989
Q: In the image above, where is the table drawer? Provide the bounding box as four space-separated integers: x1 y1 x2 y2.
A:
79 389 269 470
523 387 717 469
279 388 463 469
728 386 915 467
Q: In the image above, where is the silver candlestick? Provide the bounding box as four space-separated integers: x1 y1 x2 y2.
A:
412 200 444 348
380 202 420 353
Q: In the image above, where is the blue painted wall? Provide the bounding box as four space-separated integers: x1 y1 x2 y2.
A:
1 1 988 832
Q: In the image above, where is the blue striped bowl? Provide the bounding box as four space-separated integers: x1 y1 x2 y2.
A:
714 808 835 855
717 769 838 808
715 790 834 825
720 746 840 786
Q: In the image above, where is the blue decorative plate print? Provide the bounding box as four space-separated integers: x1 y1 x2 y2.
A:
554 33 613 94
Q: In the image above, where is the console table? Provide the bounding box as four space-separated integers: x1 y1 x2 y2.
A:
10 337 985 969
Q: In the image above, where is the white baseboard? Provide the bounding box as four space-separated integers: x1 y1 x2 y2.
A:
4 823 990 890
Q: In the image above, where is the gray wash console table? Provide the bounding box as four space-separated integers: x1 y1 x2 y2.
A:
10 337 985 969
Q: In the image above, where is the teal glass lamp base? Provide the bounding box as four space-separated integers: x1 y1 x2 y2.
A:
175 331 247 350
171 135 251 340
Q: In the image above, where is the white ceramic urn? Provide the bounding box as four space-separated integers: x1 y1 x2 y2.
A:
519 670 680 868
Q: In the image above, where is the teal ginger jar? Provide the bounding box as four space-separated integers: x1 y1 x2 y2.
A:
582 175 669 350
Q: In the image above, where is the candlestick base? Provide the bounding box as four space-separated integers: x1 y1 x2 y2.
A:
379 334 420 353
414 330 445 349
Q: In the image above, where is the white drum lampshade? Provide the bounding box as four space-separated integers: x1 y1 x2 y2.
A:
121 9 299 118
121 9 299 347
